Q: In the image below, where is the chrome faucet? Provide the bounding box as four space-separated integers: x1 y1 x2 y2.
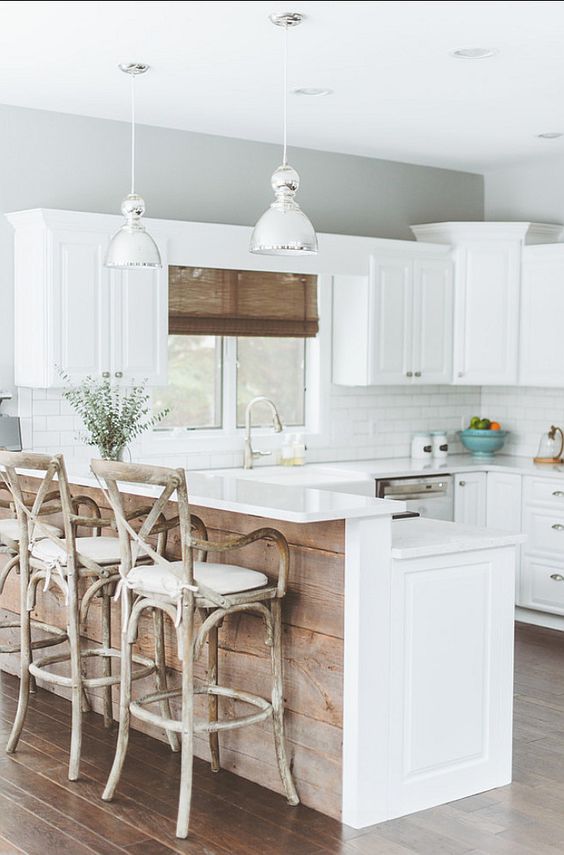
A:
244 396 283 469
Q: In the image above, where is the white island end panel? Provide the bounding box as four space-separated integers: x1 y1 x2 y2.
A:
342 538 515 828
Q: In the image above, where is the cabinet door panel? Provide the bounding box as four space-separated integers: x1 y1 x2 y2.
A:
520 556 564 614
520 254 564 386
453 242 519 385
412 258 453 384
486 472 522 532
51 230 110 383
370 256 413 385
332 275 371 385
112 243 168 385
454 472 487 527
522 505 564 558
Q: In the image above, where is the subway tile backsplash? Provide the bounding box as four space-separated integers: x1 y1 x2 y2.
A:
21 383 560 468
20 384 484 468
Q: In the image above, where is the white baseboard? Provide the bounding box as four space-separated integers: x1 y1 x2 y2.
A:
515 606 564 632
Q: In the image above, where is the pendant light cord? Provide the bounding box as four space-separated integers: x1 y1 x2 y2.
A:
130 72 136 195
282 22 288 166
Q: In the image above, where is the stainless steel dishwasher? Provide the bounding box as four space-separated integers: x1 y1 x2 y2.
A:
375 474 454 521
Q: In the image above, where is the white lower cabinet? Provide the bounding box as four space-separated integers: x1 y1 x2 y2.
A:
519 475 564 614
521 556 564 615
454 472 487 527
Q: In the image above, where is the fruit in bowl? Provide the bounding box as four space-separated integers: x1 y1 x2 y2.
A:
460 417 507 457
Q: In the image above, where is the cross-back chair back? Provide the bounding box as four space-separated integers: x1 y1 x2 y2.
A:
91 458 196 591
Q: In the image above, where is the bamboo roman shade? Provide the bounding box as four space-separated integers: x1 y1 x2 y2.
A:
168 266 319 338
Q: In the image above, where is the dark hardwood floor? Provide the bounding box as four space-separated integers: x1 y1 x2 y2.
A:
0 622 563 854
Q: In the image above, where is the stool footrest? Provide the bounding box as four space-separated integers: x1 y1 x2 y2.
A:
0 619 67 654
29 646 155 689
130 684 273 734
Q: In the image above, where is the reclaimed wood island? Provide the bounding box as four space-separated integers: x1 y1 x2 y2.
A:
0 467 524 827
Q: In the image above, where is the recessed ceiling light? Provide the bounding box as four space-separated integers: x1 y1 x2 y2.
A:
450 47 498 59
293 87 333 97
537 132 564 139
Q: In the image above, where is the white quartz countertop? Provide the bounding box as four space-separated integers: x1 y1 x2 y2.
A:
306 454 564 480
34 467 404 525
391 517 526 560
206 454 564 485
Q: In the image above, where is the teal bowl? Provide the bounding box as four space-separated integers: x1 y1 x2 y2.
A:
459 429 508 457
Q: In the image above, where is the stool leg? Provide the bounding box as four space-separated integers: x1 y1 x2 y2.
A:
208 623 220 772
176 597 194 839
153 608 180 752
270 599 299 806
103 589 132 802
6 568 32 755
68 571 83 781
28 619 37 695
101 588 113 728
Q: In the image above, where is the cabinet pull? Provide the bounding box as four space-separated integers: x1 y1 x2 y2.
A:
406 371 413 378
102 371 110 378
551 524 564 531
553 491 564 497
459 480 466 487
414 371 422 378
114 371 123 379
550 574 564 582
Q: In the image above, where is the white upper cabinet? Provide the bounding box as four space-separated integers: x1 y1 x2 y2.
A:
370 255 413 384
520 245 564 387
7 209 168 388
411 222 562 387
332 242 453 386
412 257 453 384
111 263 168 385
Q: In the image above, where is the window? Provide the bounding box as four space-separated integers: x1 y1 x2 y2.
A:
236 337 305 427
154 335 222 429
155 335 306 431
155 265 317 433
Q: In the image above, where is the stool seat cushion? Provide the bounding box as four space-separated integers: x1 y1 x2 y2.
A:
31 536 121 567
126 560 269 599
0 518 62 545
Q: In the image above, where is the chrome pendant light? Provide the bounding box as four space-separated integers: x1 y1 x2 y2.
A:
250 12 318 256
105 63 162 269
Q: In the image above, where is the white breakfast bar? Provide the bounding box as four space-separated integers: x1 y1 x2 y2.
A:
0 466 524 827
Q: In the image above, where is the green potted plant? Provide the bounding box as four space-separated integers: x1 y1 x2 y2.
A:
61 373 169 461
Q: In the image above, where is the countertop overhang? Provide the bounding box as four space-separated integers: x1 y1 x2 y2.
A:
18 466 405 525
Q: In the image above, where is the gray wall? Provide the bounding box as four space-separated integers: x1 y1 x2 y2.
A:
485 155 564 224
0 102 484 394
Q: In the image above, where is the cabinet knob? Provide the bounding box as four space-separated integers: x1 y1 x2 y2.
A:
459 480 466 487
553 491 564 498
550 574 564 582
114 371 123 379
102 371 110 379
458 371 464 378
414 371 422 378
406 371 413 378
552 523 564 531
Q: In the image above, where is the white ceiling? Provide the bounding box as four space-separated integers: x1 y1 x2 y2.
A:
1 0 564 172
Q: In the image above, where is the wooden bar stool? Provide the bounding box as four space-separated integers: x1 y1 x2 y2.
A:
0 483 67 665
92 459 299 840
0 450 161 781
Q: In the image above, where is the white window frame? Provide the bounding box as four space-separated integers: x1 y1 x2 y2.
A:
145 274 332 455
